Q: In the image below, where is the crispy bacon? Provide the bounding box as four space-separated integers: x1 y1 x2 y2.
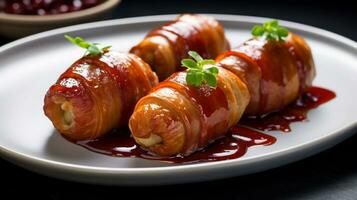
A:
130 14 230 80
44 52 158 140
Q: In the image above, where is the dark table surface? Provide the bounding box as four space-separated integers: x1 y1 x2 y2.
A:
1 0 357 199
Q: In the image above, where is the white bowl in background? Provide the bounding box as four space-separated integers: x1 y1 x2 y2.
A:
0 0 121 38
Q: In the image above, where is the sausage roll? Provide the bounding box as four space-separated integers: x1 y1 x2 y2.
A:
216 33 315 115
129 67 250 156
130 14 230 80
129 30 315 156
44 52 158 140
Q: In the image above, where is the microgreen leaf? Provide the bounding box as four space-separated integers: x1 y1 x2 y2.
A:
204 73 217 87
251 20 289 41
252 25 265 36
186 70 201 87
188 51 203 62
87 45 102 55
200 59 216 66
277 27 289 37
206 67 219 75
182 51 219 88
181 59 198 69
186 71 197 86
64 35 111 56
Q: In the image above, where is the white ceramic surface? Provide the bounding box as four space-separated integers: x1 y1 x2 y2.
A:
0 14 356 186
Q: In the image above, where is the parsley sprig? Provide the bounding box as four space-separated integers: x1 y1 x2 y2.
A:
64 35 111 56
251 20 289 41
181 51 219 87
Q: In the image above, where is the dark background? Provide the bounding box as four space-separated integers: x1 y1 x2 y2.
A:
1 0 356 199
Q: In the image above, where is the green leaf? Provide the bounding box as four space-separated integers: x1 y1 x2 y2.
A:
87 45 101 55
204 73 217 87
64 35 76 44
200 59 216 66
270 33 279 41
182 51 219 88
181 59 198 69
74 37 84 43
277 27 289 37
196 72 205 86
78 41 90 49
186 71 196 86
269 20 278 27
251 20 289 42
186 70 203 87
188 51 203 62
251 25 265 36
64 35 111 56
65 35 89 48
205 67 219 75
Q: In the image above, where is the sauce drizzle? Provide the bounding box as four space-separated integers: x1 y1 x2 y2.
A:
75 86 335 163
77 126 276 164
241 86 336 132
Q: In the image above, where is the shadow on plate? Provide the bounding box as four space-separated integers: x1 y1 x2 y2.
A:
45 130 98 162
45 129 173 168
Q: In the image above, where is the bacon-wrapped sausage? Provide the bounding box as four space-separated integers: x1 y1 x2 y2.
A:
129 67 250 156
44 51 158 140
129 28 315 156
130 14 230 80
217 33 315 115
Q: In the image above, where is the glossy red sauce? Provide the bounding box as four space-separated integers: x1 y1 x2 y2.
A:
73 86 334 163
1 0 103 15
285 39 308 93
257 42 287 111
168 21 208 58
241 86 336 132
77 126 276 164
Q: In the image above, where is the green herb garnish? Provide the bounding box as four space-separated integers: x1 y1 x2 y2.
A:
181 51 219 87
64 35 111 56
251 20 289 41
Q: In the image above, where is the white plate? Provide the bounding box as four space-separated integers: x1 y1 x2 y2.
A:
0 14 356 186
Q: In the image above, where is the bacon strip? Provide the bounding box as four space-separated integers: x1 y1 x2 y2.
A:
44 52 158 140
130 14 230 80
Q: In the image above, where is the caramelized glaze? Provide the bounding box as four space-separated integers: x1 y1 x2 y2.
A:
44 52 158 140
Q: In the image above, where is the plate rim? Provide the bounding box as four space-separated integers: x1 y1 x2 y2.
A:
0 14 357 178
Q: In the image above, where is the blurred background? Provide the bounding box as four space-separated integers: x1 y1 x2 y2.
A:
1 0 356 199
0 0 356 42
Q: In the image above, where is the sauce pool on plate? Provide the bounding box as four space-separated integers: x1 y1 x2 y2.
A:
241 86 336 132
77 126 276 164
71 86 336 163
